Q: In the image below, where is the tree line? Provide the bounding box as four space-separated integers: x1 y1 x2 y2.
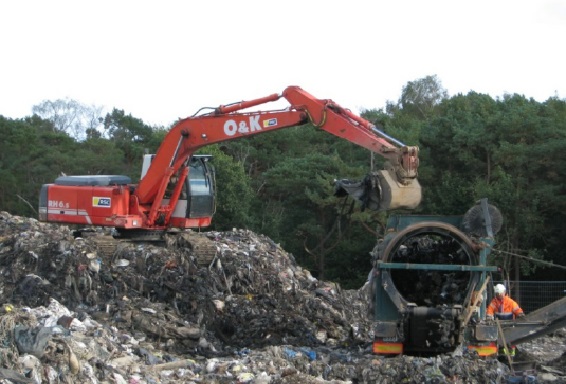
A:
1 75 565 288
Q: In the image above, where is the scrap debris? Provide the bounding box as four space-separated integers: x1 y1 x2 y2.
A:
0 211 564 383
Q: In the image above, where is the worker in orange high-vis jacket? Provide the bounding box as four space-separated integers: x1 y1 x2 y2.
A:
486 284 525 320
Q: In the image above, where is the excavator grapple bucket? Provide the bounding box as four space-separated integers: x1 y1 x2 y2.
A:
375 170 421 211
334 171 421 211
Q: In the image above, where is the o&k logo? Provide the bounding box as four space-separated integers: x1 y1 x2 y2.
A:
224 115 263 136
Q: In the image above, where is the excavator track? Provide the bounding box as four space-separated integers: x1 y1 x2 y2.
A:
73 229 120 259
91 235 121 259
169 231 218 266
76 228 217 267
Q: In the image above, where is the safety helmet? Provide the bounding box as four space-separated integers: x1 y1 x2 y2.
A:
494 284 506 294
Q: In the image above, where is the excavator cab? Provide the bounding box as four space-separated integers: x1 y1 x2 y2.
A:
141 154 216 228
185 155 215 219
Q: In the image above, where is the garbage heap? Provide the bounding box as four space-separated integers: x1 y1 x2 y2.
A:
0 211 564 383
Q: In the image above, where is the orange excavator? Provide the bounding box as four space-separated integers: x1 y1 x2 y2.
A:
38 86 421 240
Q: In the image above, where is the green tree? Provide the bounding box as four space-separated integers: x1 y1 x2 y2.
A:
201 145 254 230
73 137 129 176
0 115 81 216
420 92 566 280
256 151 371 281
419 92 499 213
103 109 155 173
489 94 566 279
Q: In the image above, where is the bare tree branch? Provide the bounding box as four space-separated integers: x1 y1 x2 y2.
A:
16 194 38 216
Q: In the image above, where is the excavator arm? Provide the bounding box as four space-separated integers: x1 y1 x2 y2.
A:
134 86 421 227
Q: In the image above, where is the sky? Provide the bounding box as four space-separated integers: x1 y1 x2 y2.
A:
1 0 565 128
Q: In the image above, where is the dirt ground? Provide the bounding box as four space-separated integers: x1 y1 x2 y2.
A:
0 211 564 383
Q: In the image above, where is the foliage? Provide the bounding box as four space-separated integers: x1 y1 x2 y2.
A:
202 145 254 230
421 92 566 278
0 115 81 216
103 109 155 174
254 151 373 282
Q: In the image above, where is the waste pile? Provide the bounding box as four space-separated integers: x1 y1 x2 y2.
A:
0 211 564 383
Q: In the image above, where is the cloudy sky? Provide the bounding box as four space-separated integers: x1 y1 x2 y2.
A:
1 0 565 127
